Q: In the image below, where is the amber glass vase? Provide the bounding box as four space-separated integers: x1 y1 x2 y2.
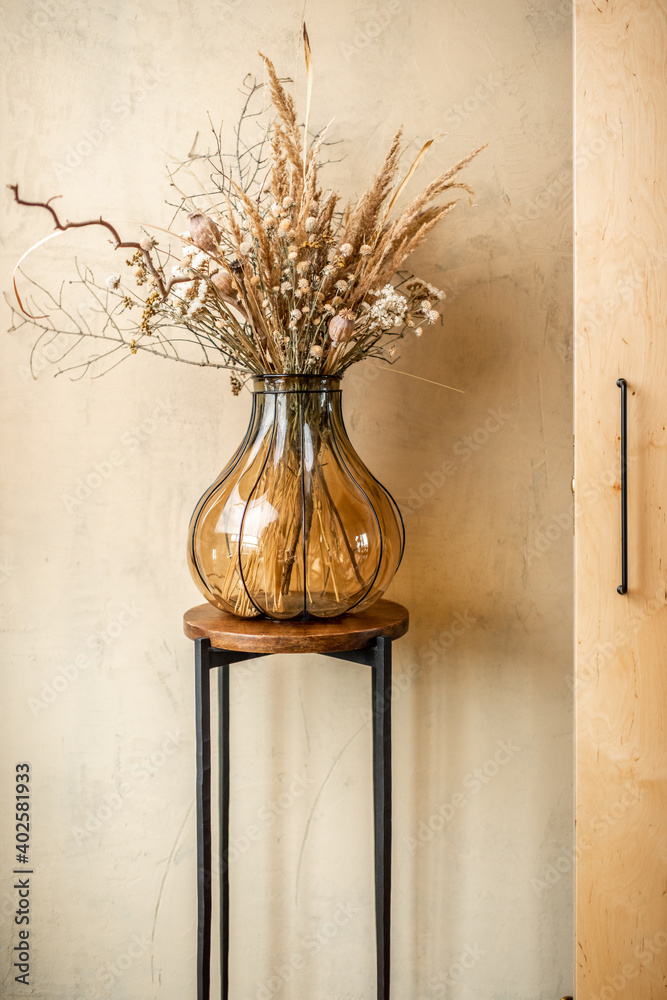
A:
187 375 404 620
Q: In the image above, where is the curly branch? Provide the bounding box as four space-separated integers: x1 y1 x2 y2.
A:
8 183 190 303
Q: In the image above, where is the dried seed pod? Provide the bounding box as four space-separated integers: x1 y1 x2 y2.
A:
328 310 355 344
188 213 222 255
210 270 237 298
210 269 248 320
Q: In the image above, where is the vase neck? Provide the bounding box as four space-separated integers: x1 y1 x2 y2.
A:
251 375 341 394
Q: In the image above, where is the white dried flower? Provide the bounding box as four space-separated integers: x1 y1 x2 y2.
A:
339 243 353 257
288 250 298 261
179 231 191 240
420 300 432 314
305 217 317 233
239 240 253 255
309 344 323 359
415 327 423 337
139 236 157 252
335 280 348 293
296 261 309 274
105 274 121 290
181 244 196 260
290 308 302 321
359 244 372 256
271 202 282 215
191 251 209 270
188 299 206 317
280 281 291 293
425 281 446 300
427 309 439 324
368 284 408 331
278 219 291 235
298 279 310 292
282 196 294 209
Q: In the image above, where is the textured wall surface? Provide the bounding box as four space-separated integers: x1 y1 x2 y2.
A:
0 1 573 997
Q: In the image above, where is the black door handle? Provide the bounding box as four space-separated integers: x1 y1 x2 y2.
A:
616 378 628 595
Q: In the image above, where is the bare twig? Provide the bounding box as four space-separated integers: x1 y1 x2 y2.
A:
8 183 191 302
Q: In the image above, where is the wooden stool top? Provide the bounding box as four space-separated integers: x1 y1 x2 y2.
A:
183 600 409 654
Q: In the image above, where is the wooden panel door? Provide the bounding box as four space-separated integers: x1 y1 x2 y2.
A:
575 1 667 996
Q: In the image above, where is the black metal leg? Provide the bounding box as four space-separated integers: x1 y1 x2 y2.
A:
219 662 230 1000
194 638 393 998
195 639 212 1000
372 636 392 1000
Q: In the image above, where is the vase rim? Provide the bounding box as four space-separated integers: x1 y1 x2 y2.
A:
251 374 342 393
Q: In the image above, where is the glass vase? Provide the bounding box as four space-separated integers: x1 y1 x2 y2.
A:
187 375 404 620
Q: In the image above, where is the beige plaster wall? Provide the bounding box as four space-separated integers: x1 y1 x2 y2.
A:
0 1 573 997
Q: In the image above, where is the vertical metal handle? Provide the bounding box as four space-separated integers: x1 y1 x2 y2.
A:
616 378 628 595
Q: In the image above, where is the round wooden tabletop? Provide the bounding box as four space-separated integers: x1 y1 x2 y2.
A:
183 600 409 654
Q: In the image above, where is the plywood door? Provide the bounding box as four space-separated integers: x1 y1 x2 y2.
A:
575 0 667 996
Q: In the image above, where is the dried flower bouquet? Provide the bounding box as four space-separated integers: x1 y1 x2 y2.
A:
8 28 484 619
9 27 483 392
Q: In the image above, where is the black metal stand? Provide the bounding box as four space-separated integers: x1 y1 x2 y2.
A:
194 635 393 1000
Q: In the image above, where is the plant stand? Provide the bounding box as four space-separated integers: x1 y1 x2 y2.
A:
183 600 409 1000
